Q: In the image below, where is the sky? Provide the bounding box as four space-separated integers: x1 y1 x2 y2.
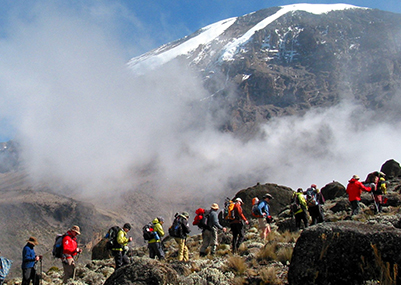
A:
0 0 400 201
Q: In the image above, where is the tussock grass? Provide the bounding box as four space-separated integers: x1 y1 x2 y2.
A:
231 276 247 284
226 256 248 276
260 267 283 284
280 230 300 243
371 244 398 285
276 246 293 264
257 241 278 261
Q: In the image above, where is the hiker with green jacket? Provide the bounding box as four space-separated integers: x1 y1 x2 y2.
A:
111 223 132 269
292 189 309 230
148 217 165 260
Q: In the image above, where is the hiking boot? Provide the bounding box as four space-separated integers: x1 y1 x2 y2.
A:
211 246 217 255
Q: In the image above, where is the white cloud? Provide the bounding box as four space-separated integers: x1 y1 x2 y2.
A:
0 0 399 202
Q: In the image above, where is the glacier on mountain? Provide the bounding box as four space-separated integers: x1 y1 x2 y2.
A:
127 3 367 73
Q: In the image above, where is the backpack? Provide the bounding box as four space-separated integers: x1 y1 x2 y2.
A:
105 226 121 250
193 208 210 230
52 234 66 258
290 195 301 214
306 195 317 208
251 197 263 218
143 223 159 241
168 214 182 238
224 198 236 220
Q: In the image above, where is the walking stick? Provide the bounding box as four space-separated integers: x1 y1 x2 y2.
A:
40 257 43 285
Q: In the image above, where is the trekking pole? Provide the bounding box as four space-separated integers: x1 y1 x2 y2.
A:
72 252 81 280
40 257 43 285
371 193 379 213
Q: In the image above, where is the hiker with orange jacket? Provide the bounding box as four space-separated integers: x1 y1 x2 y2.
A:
346 175 371 216
230 198 249 254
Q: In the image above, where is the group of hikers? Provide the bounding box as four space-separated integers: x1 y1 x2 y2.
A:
290 184 325 230
11 170 389 284
20 225 82 284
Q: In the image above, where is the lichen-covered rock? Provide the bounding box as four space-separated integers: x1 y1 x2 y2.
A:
288 221 401 285
104 257 179 285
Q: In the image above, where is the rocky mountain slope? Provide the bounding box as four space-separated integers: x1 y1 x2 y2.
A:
129 4 401 137
3 159 401 284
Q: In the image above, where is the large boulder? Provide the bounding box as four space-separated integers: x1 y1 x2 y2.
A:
288 221 401 285
233 182 294 217
381 159 401 179
320 181 346 200
104 257 179 285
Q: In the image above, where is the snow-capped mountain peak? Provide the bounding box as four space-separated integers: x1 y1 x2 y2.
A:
127 3 367 73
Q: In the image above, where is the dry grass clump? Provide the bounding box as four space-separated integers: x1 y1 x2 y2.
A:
276 246 293 264
257 241 278 261
260 267 283 284
280 230 300 243
226 255 248 276
231 276 247 285
371 244 398 285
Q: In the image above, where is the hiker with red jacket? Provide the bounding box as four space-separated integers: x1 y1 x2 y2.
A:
62 225 82 283
230 198 249 254
346 175 371 216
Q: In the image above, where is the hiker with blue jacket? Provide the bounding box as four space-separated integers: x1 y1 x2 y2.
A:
148 217 165 260
305 184 325 224
199 203 226 257
21 236 40 285
257 194 273 240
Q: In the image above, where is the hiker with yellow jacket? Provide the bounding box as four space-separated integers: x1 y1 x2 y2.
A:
111 223 132 270
292 189 309 230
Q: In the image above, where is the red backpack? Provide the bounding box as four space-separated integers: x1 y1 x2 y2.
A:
193 208 210 229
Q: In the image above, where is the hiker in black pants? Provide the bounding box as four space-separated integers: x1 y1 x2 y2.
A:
111 223 132 269
229 198 249 253
22 236 41 285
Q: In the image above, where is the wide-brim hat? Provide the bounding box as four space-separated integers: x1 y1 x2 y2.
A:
27 236 39 245
211 203 219 210
263 194 273 200
71 225 81 235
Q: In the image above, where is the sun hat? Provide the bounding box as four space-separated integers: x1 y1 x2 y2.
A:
263 194 273 200
211 203 219 210
71 225 81 235
27 236 39 245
